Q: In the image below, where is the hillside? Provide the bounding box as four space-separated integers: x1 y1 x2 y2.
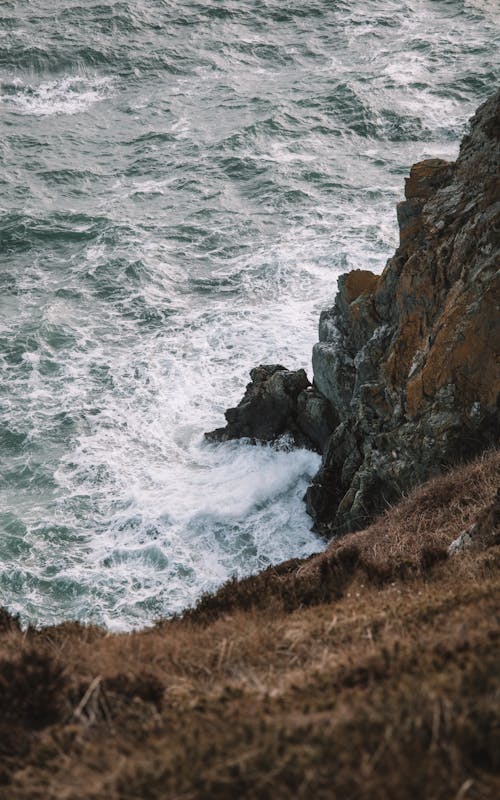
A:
0 449 499 799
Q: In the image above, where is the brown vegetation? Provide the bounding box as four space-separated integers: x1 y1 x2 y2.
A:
0 450 498 799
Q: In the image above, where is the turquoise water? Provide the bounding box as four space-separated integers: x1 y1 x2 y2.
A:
1 0 498 629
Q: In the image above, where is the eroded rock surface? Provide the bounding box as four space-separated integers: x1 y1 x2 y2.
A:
206 90 500 537
308 89 500 535
205 364 336 451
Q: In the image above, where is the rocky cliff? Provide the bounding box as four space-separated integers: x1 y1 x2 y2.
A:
207 89 500 537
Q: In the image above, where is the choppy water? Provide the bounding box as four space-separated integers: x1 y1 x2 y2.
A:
0 0 498 629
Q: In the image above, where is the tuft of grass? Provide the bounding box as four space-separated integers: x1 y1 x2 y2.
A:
0 649 67 728
103 672 164 711
0 608 21 634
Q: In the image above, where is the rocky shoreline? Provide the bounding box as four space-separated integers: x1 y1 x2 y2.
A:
207 89 500 537
1 90 499 800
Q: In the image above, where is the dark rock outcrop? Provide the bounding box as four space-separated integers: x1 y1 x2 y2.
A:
206 89 500 538
206 365 336 451
307 89 500 535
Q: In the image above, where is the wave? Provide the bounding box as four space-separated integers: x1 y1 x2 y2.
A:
0 0 498 629
0 75 114 116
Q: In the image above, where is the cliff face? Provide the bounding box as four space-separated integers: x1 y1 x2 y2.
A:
208 90 500 537
308 88 499 534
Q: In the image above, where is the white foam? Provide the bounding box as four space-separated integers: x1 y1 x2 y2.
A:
1 0 497 630
1 76 114 116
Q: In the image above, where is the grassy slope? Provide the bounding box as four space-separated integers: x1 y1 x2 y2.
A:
0 450 499 799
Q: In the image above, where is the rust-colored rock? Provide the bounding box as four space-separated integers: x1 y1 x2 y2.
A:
343 270 379 303
309 89 500 535
404 158 451 200
207 91 500 538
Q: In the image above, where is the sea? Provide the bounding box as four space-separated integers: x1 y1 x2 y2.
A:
1 0 498 630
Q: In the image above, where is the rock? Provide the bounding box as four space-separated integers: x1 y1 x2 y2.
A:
205 365 316 448
312 271 383 414
307 89 500 535
296 386 337 453
449 490 500 554
206 90 500 538
205 364 337 451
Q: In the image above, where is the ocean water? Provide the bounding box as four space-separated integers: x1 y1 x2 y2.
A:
0 0 498 630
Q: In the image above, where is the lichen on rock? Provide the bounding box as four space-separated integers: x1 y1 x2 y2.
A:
206 89 500 538
307 88 500 535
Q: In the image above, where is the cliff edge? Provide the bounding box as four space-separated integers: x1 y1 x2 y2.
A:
207 89 500 536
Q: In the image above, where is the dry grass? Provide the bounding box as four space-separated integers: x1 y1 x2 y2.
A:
334 448 500 564
0 449 498 799
181 448 499 623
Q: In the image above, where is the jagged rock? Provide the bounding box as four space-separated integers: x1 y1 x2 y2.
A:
205 364 337 451
206 90 500 538
296 387 338 452
308 89 500 535
205 365 317 448
449 490 500 554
